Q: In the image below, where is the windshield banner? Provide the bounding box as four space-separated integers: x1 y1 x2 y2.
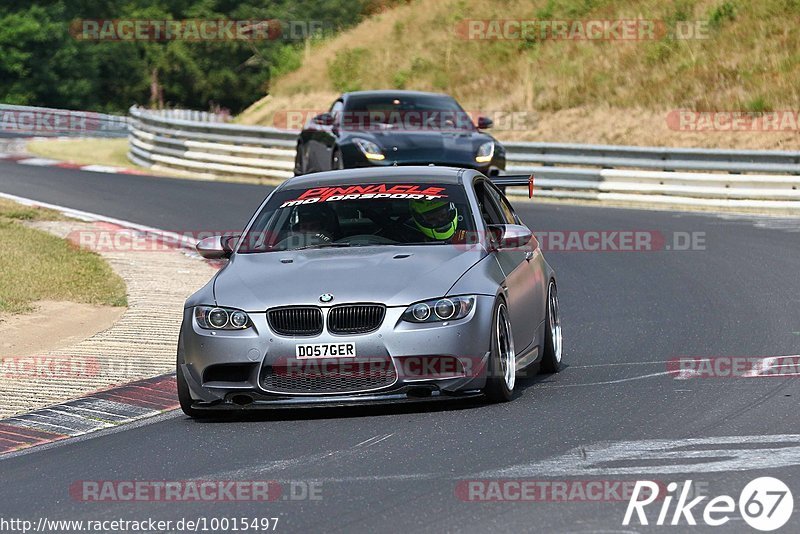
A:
279 184 448 207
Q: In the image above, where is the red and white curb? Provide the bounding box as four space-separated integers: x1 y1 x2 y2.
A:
0 152 148 175
0 193 227 457
0 374 177 456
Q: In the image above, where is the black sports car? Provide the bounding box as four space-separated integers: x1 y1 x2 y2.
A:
293 90 506 176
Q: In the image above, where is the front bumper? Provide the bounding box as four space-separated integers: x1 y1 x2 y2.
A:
190 389 485 410
178 295 496 408
341 144 505 176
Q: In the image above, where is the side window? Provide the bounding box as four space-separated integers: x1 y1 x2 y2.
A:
329 100 344 121
473 181 505 226
485 183 517 225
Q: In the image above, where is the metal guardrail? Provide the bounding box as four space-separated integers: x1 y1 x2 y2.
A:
127 106 800 211
505 142 800 175
128 105 296 179
0 104 129 138
137 108 231 123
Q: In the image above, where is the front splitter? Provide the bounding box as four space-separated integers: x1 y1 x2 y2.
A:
192 389 485 410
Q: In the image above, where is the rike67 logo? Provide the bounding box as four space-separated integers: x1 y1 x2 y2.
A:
623 477 794 531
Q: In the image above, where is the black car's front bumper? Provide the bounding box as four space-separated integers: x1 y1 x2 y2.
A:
339 143 506 176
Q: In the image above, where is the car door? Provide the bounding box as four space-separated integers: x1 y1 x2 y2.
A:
479 180 542 356
307 99 342 171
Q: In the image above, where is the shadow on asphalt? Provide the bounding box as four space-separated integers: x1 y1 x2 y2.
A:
183 365 566 424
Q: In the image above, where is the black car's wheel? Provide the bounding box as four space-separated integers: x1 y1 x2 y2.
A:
177 354 212 418
293 144 305 176
483 298 516 403
332 148 344 170
540 280 562 373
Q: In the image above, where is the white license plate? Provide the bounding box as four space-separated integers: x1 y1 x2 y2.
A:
295 342 356 359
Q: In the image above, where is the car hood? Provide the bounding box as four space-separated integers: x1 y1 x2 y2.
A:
347 130 493 165
213 245 487 311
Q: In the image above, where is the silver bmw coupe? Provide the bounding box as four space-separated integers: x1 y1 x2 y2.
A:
177 166 561 416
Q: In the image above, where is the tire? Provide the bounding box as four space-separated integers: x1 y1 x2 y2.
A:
540 280 562 373
482 298 516 403
177 354 212 419
332 148 344 170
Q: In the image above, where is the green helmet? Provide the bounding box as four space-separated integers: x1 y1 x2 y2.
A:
410 199 458 240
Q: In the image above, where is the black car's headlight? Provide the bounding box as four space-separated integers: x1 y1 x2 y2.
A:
401 296 475 323
194 306 251 330
353 137 385 161
475 141 494 163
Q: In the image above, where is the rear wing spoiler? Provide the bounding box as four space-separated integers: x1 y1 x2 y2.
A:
489 174 535 198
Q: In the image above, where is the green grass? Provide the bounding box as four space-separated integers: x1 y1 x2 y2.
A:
0 199 127 314
328 47 371 92
26 138 134 169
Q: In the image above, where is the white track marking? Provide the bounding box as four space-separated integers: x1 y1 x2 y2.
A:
52 403 137 422
214 433 399 479
569 361 667 368
364 433 394 447
6 417 78 434
80 164 125 173
539 371 673 388
17 158 60 166
714 213 800 233
355 435 384 447
482 434 800 476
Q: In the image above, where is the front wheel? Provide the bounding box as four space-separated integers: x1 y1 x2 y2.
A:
540 280 562 373
482 299 516 402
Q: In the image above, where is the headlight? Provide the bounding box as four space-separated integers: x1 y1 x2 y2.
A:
353 138 385 161
401 296 475 323
475 141 494 163
194 306 251 330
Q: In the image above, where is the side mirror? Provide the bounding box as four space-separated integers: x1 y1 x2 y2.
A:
196 235 238 259
312 112 335 126
477 116 493 129
488 224 533 251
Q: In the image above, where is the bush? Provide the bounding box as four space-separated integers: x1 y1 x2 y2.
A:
328 48 371 92
709 1 737 29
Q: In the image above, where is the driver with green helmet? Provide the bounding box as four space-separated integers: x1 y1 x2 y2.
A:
408 198 459 241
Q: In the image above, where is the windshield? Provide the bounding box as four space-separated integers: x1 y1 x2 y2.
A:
342 94 475 132
238 182 476 253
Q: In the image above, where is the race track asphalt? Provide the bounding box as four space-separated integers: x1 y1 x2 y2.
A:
2 160 800 533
